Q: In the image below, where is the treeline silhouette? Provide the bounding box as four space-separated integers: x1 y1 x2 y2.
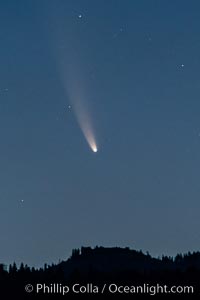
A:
1 246 200 298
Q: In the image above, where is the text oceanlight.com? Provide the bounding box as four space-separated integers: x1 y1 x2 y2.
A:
24 283 194 296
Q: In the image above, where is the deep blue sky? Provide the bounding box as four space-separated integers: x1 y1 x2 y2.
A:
1 0 200 266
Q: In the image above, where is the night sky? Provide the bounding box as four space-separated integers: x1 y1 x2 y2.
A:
1 0 200 267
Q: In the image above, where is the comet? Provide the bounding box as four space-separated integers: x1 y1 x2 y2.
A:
78 118 98 153
47 4 99 153
61 69 98 153
71 98 98 153
54 35 98 153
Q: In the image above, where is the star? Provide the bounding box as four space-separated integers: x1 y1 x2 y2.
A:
113 27 125 39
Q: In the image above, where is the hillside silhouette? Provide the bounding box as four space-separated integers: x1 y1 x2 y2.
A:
1 246 200 298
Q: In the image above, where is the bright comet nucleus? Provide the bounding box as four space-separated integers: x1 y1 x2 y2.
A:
92 146 98 153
